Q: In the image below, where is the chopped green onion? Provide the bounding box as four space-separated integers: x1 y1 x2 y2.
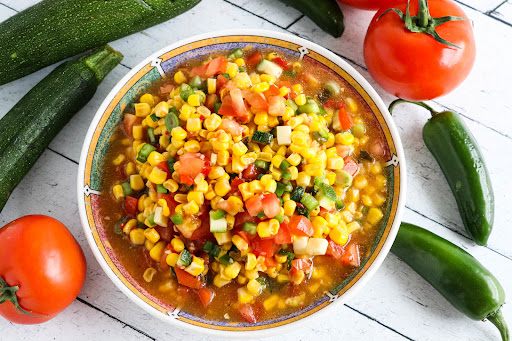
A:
120 182 133 196
210 209 226 220
285 98 298 111
362 206 370 214
218 253 233 265
114 217 127 235
256 211 266 219
171 213 183 225
281 170 291 180
228 48 243 59
278 249 295 270
284 70 297 78
220 73 230 80
156 184 168 194
274 213 285 223
336 199 345 211
291 186 305 202
147 213 155 225
189 75 203 88
296 205 310 219
180 89 194 101
254 159 270 170
164 111 179 133
203 241 214 253
214 102 222 114
359 150 374 162
279 160 290 171
148 127 156 143
238 66 246 73
301 193 319 211
242 222 257 235
351 123 366 138
257 173 264 180
178 249 192 267
179 84 192 92
312 129 329 144
275 182 286 196
297 102 320 114
149 113 158 122
167 157 176 172
137 143 156 162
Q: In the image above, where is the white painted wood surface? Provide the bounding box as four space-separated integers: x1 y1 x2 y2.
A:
0 0 511 340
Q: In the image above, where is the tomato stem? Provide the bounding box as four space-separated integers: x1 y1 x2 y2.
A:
0 276 45 317
417 0 430 28
388 99 440 118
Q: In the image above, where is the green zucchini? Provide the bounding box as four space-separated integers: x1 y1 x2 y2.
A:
0 0 200 85
0 45 123 212
277 0 345 38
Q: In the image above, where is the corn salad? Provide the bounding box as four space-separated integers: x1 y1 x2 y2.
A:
102 47 389 323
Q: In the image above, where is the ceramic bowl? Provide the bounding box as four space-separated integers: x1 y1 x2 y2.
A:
77 29 406 338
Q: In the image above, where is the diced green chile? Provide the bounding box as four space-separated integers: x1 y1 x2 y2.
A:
120 182 133 196
164 112 179 133
242 222 257 235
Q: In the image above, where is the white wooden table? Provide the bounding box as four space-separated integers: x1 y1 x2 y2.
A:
1 1 511 340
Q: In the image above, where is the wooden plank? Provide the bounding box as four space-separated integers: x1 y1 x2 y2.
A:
226 0 302 28
491 1 512 25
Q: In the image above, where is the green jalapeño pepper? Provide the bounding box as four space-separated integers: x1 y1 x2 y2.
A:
392 223 508 341
389 99 494 245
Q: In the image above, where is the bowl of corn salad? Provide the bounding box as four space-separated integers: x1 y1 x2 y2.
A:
78 29 406 337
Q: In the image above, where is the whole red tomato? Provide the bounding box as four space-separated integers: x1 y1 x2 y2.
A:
364 0 475 100
337 0 398 10
0 215 86 324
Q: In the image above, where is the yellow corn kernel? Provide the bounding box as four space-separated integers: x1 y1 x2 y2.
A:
225 261 242 279
232 235 249 251
237 287 253 304
186 94 199 107
251 80 271 93
285 153 300 167
257 221 271 238
230 142 247 156
370 162 382 175
213 274 231 288
147 151 164 167
140 94 156 107
263 295 280 311
124 162 136 177
296 172 311 187
183 140 200 153
207 166 224 180
187 191 204 206
312 216 328 238
112 185 124 200
245 268 259 280
166 252 179 267
346 97 358 113
292 270 305 285
185 256 205 276
145 239 155 251
303 164 323 177
122 219 138 234
135 103 151 117
361 194 372 207
237 274 248 285
367 208 384 225
183 200 199 215
294 94 306 106
144 228 160 244
259 74 276 83
169 238 184 253
354 175 368 189
154 101 169 118
275 254 287 264
327 157 345 170
161 179 178 193
283 200 296 217
330 226 349 246
326 133 335 148
204 114 222 131
226 62 238 78
279 86 290 97
148 241 166 261
245 253 257 270
291 131 307 146
248 180 262 194
112 153 126 166
339 132 355 145
247 279 262 296
374 174 388 190
253 111 269 126
137 213 145 223
174 71 187 84
148 167 167 184
128 175 143 192
213 180 230 197
186 117 201 132
171 126 187 140
292 83 303 93
372 193 386 206
129 228 145 245
206 78 217 95
268 219 280 235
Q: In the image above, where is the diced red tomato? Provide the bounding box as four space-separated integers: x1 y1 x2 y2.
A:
288 215 314 237
230 88 248 117
343 156 359 176
177 154 205 185
261 193 280 218
274 222 293 244
323 99 335 109
241 164 262 181
268 95 286 116
216 74 230 90
243 91 269 111
157 193 178 214
264 257 278 268
235 230 254 243
174 267 203 289
190 57 227 78
251 237 274 257
341 243 360 267
159 83 174 94
220 118 244 136
229 177 245 195
123 114 141 138
290 258 312 271
197 288 215 308
238 304 258 323
245 195 264 217
205 94 218 112
124 196 139 216
218 95 236 116
156 161 171 177
326 239 344 259
273 57 291 70
246 51 263 67
263 84 280 100
277 81 296 99
189 221 211 240
338 107 354 131
217 199 238 215
234 211 258 229
155 225 172 242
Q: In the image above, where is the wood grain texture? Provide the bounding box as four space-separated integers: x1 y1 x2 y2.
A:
0 0 511 340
